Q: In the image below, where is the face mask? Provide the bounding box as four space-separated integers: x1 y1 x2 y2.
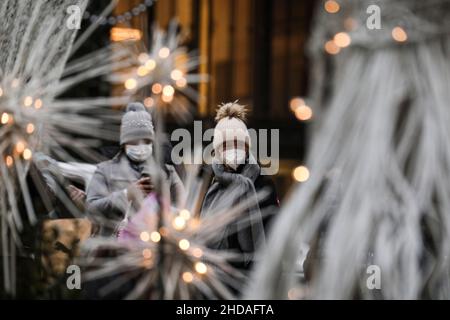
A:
223 149 247 171
125 144 153 162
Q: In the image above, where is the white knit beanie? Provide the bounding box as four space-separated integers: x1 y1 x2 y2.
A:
120 102 154 145
212 102 251 151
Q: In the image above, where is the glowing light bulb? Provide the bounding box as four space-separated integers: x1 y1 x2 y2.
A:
23 148 32 160
15 141 25 154
173 216 186 230
137 66 149 77
1 113 9 124
145 59 156 71
293 166 310 182
34 99 43 109
392 26 407 42
194 262 207 274
324 40 341 55
158 47 170 59
170 69 183 81
334 32 351 48
163 85 175 97
290 97 305 112
176 78 187 88
138 53 150 64
142 248 152 259
6 156 13 167
24 96 33 107
324 0 340 13
295 105 313 121
192 248 203 258
150 231 161 242
179 209 191 220
26 123 35 134
182 272 194 283
125 78 137 90
144 97 154 108
140 231 150 242
179 239 190 251
152 83 162 94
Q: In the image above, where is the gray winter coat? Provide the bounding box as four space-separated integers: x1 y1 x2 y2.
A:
86 152 185 236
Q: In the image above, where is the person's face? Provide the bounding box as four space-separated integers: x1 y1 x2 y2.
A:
126 139 152 146
124 139 153 162
216 138 248 171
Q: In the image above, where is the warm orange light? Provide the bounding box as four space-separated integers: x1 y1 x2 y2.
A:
182 272 194 283
324 0 340 13
5 156 13 167
324 40 341 55
137 66 149 77
179 209 191 220
140 231 150 242
138 53 150 64
144 97 154 108
26 123 35 134
179 239 190 251
125 78 137 90
295 105 313 121
163 85 175 97
175 78 187 88
142 248 152 259
152 83 162 94
392 27 407 42
290 97 305 112
173 216 186 230
158 47 170 59
23 148 32 160
34 99 43 109
110 27 142 42
15 141 25 154
145 59 156 71
334 32 351 48
171 69 183 81
24 96 33 107
192 248 203 258
293 166 310 182
194 262 207 274
150 231 161 243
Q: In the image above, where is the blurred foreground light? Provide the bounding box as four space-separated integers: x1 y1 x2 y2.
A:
6 156 13 167
34 99 43 109
324 0 340 13
179 209 191 220
179 239 190 251
150 231 161 242
182 272 194 283
15 141 25 154
392 26 408 42
334 32 351 48
192 248 203 258
142 248 152 259
140 231 150 242
23 148 32 160
295 105 313 121
1 112 10 124
125 78 137 90
290 97 305 112
26 123 35 134
152 83 162 94
195 262 207 274
158 47 170 59
293 166 310 182
173 216 186 230
144 97 154 108
324 40 341 55
110 27 142 42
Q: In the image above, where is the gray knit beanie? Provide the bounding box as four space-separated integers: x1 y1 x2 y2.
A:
120 102 154 145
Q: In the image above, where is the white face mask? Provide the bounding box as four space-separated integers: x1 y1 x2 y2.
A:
222 148 247 171
125 144 153 162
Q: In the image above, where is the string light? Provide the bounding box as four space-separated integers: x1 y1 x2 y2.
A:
163 85 175 97
179 239 190 251
324 40 341 55
334 32 351 48
173 216 186 230
392 26 408 42
158 47 170 59
144 97 154 108
324 0 340 13
295 105 313 121
290 97 305 112
140 231 150 242
150 231 161 242
23 148 32 160
1 113 10 124
138 53 150 64
23 96 33 107
125 78 137 90
293 166 310 182
144 59 156 71
142 248 152 259
0 87 3 97
175 78 187 88
152 83 162 94
192 248 203 258
179 209 191 220
137 66 150 77
15 141 25 154
26 123 35 134
5 156 13 168
170 69 183 81
194 262 207 275
34 99 43 109
182 272 194 283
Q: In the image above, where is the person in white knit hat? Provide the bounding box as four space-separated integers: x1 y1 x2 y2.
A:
201 102 279 278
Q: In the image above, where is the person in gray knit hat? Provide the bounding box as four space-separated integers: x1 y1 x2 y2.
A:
86 102 185 237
